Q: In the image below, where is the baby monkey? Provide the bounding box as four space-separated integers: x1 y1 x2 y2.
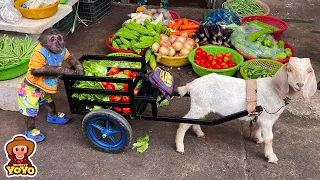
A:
17 28 83 143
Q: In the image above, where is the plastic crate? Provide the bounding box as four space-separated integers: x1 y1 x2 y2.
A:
78 0 112 23
53 4 78 35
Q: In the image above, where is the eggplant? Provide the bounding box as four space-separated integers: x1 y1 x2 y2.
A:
203 25 213 44
195 31 203 41
198 24 206 38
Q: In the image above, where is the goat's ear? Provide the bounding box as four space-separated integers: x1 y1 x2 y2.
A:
303 66 317 102
272 64 289 99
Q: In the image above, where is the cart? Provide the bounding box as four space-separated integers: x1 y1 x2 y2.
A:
61 54 262 153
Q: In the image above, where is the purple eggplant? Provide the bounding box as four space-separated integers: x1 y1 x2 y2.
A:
203 25 213 44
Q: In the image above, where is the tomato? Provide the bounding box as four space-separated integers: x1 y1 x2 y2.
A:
120 96 130 103
221 63 229 69
195 59 200 65
207 54 214 61
223 56 231 63
134 88 139 96
213 63 221 69
122 108 131 114
104 83 115 90
123 84 129 91
130 71 138 79
110 95 121 102
201 51 208 58
211 60 216 66
123 70 131 77
228 62 236 67
108 67 119 75
195 54 202 60
196 48 203 54
101 82 109 89
205 61 212 68
113 107 122 113
216 57 223 64
225 52 232 57
217 52 224 59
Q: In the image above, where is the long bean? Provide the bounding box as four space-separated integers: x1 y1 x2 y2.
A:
223 0 265 17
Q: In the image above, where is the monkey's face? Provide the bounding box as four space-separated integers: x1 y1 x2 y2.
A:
13 145 27 160
46 34 65 54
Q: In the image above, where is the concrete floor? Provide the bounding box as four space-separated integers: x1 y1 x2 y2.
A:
1 0 320 179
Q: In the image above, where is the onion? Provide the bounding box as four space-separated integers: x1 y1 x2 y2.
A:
151 43 160 53
172 41 183 51
159 46 169 56
160 34 169 41
181 32 189 38
183 42 194 50
168 47 176 57
176 36 186 43
180 48 191 56
159 39 171 47
185 38 195 47
169 35 178 44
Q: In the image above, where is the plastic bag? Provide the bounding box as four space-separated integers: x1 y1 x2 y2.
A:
24 0 57 8
230 25 284 59
0 0 13 9
206 9 241 25
0 6 22 24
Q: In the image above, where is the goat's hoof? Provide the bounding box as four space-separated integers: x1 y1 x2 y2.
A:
176 150 184 155
266 153 278 163
255 138 264 144
270 161 279 165
198 135 206 139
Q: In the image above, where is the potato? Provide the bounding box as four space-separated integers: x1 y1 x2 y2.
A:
157 8 165 13
150 9 157 14
163 11 171 19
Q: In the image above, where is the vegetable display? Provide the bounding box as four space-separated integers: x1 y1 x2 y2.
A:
167 18 199 36
243 66 273 79
222 0 265 17
151 33 196 61
71 60 143 113
0 34 38 67
126 8 172 25
195 23 233 47
193 48 236 69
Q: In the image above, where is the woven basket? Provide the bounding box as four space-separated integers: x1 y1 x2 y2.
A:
224 0 270 17
14 0 59 19
239 59 283 79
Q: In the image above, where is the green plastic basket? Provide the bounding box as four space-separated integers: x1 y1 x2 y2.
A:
239 59 283 79
188 45 244 77
0 58 30 81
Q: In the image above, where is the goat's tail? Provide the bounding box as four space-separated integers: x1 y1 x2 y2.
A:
177 85 190 96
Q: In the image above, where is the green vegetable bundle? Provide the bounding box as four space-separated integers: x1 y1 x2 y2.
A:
109 19 170 54
223 0 265 17
244 66 273 79
0 35 38 67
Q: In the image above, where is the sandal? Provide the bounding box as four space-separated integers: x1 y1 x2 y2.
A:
47 112 70 124
25 129 45 143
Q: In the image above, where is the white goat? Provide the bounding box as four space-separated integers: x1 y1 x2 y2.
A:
175 57 317 163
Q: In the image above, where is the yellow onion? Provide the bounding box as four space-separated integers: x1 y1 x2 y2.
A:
179 48 191 56
168 35 178 44
160 34 169 41
168 47 176 57
172 41 183 51
159 39 171 47
159 46 169 56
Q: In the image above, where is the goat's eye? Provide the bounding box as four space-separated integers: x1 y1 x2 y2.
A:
287 69 292 72
308 69 312 73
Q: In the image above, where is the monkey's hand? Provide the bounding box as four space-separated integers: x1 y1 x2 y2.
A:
66 54 84 76
31 66 77 77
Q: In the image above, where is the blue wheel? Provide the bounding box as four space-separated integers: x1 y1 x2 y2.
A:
82 109 132 153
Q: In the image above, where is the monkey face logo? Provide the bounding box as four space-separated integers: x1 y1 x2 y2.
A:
3 135 37 178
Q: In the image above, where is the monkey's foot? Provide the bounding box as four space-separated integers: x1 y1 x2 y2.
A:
25 129 45 143
47 112 70 124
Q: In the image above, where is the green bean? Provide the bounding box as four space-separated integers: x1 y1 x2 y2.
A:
223 0 265 17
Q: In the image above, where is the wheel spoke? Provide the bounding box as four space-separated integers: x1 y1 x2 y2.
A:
109 130 122 135
105 120 110 130
108 135 117 145
91 123 104 132
97 134 103 140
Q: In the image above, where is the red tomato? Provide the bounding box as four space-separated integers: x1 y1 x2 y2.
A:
225 52 232 57
120 96 130 103
196 48 203 54
130 71 138 79
122 108 131 114
194 59 200 65
104 83 115 90
123 70 131 77
108 67 119 75
110 95 121 102
220 62 229 69
223 56 231 63
216 57 223 64
123 84 129 91
211 60 217 66
195 54 202 60
101 82 109 89
201 51 208 58
228 62 236 67
207 54 214 61
113 107 122 113
134 88 139 96
217 52 224 59
205 61 212 68
213 63 221 69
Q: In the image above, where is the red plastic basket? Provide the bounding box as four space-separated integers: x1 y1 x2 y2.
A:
236 42 295 63
106 34 147 56
169 10 180 19
240 16 288 39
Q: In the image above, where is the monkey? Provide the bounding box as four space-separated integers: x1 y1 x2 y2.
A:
16 28 84 143
5 136 35 167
